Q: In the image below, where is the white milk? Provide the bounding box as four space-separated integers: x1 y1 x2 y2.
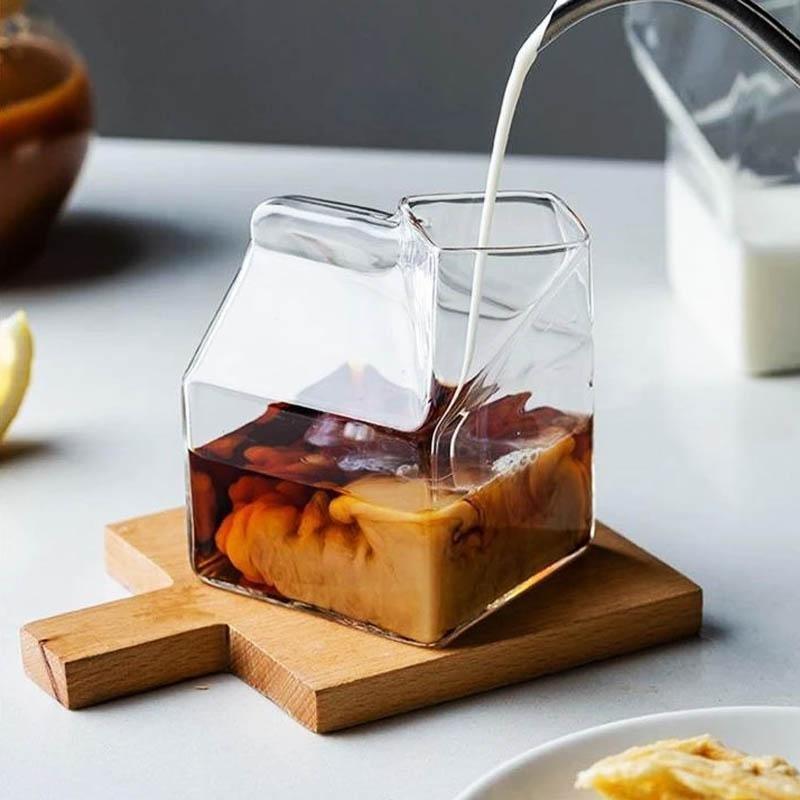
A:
435 0 565 457
666 149 800 374
457 0 564 388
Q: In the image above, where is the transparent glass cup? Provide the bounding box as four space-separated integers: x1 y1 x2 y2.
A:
183 191 594 646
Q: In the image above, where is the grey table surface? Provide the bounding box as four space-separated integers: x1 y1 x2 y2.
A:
1 139 798 800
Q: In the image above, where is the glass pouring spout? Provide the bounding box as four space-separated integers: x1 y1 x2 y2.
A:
543 0 800 87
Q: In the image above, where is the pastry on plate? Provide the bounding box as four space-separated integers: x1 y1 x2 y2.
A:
575 734 800 799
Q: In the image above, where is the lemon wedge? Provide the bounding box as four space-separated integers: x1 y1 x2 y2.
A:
0 310 34 439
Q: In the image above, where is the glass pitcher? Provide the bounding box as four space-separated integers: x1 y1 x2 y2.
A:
183 192 594 646
626 0 800 373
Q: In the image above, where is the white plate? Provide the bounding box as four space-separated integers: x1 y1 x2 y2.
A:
455 706 800 800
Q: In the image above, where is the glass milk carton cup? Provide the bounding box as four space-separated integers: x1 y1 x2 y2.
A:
183 192 594 646
627 0 800 373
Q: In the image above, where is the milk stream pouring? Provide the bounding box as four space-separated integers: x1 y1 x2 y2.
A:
469 0 800 378
435 0 567 459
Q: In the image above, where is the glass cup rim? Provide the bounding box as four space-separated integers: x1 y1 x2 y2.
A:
399 190 590 255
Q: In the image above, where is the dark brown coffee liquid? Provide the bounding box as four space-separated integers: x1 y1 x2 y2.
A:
187 393 592 644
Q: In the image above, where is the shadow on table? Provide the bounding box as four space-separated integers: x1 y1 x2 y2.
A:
2 210 224 289
0 437 63 466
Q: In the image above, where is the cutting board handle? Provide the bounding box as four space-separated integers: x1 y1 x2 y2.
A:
20 585 229 708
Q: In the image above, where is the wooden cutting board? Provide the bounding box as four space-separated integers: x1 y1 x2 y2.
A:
21 509 701 732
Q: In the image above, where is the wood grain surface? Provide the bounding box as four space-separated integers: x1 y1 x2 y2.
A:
21 508 702 732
